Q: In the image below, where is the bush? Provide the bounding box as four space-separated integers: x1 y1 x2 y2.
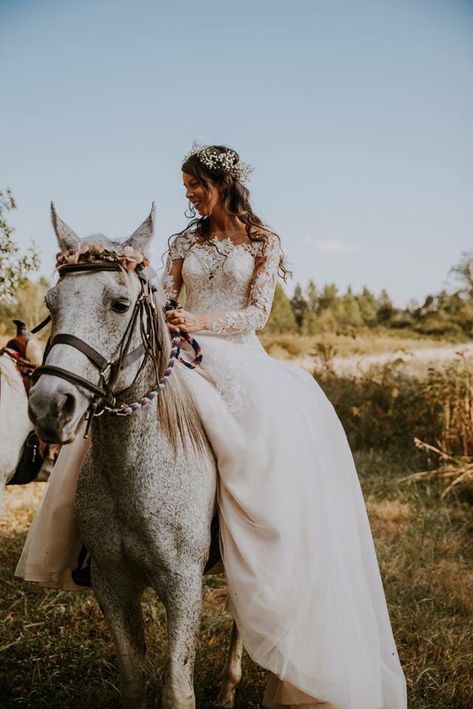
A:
315 357 473 459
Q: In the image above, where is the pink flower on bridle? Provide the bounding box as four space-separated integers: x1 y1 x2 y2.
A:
55 244 150 272
122 245 147 271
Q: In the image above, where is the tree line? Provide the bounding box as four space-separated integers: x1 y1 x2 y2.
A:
265 253 473 338
1 186 472 340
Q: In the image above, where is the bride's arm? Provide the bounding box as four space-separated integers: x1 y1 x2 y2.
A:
161 237 185 301
204 235 281 335
162 235 280 335
161 232 281 335
161 231 217 335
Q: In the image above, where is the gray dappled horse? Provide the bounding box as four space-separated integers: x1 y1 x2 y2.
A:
28 205 243 709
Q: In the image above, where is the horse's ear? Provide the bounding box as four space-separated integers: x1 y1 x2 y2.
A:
50 202 80 251
124 202 156 254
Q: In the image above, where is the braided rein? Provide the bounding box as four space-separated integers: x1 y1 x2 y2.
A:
102 327 202 417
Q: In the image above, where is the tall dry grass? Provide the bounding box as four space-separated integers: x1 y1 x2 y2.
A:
404 355 473 497
259 330 460 361
312 353 473 498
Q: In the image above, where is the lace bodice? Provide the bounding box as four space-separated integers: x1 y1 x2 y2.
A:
161 227 281 335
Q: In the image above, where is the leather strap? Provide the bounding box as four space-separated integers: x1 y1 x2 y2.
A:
118 343 146 370
57 262 122 276
49 333 110 371
31 315 51 334
32 365 108 399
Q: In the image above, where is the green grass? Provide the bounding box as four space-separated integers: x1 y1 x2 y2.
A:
1 450 472 708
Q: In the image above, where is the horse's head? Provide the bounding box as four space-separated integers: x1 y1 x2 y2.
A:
28 203 160 443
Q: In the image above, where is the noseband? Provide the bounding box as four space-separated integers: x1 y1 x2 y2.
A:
32 261 202 437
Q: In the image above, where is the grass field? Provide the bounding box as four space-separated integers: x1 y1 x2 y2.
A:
261 331 473 379
1 449 472 708
259 330 462 360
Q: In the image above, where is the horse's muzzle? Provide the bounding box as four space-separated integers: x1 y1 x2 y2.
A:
28 377 85 444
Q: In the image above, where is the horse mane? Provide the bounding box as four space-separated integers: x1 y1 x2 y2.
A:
152 287 209 458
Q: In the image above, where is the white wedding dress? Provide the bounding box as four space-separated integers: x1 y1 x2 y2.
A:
16 226 407 709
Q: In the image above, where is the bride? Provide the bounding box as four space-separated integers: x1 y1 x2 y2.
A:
16 142 407 708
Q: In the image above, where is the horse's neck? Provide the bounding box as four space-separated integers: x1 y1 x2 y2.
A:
89 328 195 486
90 359 165 480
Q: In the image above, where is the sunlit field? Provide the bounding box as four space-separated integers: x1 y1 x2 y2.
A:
2 324 472 707
260 331 473 377
1 450 472 707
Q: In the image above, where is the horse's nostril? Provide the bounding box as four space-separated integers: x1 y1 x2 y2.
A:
61 392 76 420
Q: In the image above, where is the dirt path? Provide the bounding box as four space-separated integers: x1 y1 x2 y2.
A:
294 342 473 375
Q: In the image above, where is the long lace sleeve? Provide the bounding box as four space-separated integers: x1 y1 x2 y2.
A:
205 235 281 335
161 230 197 300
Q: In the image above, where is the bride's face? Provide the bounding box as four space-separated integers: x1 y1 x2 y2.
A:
182 171 221 217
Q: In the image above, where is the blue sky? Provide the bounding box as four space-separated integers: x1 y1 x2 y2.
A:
1 0 472 306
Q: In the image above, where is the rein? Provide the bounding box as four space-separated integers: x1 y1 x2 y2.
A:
0 348 36 376
32 262 202 437
102 330 202 417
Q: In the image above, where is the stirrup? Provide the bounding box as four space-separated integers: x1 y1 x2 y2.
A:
7 431 44 486
72 545 92 587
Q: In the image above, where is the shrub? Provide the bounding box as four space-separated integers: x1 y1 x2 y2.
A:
315 356 473 462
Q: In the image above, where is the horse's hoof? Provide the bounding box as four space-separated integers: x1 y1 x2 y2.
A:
161 689 195 709
216 686 236 708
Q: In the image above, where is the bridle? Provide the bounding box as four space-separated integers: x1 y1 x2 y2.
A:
32 261 201 437
0 348 36 378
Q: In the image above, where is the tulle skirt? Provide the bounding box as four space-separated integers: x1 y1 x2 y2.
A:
15 332 407 708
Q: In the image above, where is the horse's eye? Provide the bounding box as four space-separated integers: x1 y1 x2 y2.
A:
112 299 131 313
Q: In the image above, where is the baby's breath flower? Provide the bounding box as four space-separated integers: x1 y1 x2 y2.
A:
184 140 253 183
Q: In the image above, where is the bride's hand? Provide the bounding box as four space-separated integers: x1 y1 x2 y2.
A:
165 308 208 334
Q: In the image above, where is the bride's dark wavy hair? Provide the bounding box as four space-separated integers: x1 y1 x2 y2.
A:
167 145 291 281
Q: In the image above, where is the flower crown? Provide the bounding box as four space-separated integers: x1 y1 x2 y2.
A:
55 243 150 272
183 139 253 184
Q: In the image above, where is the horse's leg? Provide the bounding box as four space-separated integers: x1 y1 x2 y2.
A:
216 620 243 708
157 567 203 709
92 563 146 709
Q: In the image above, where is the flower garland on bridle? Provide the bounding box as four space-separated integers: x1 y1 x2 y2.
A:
55 243 150 271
